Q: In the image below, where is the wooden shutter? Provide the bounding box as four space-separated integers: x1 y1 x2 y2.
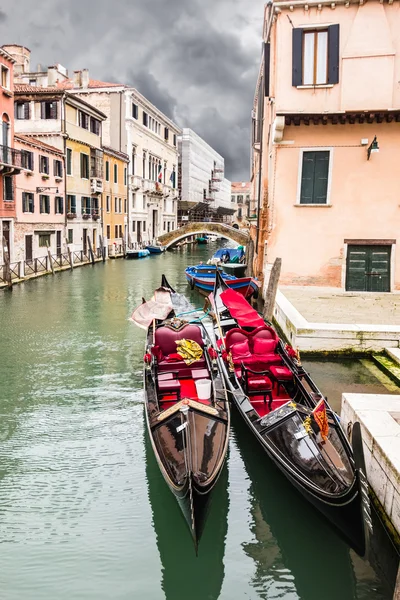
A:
300 152 315 204
31 194 35 212
22 191 27 212
53 159 57 176
24 102 30 119
50 101 57 119
328 25 340 84
80 154 84 178
264 42 271 97
292 28 303 86
313 151 329 203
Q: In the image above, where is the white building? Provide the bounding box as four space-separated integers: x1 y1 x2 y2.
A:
177 128 231 210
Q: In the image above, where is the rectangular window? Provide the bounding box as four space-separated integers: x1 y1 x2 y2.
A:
22 192 34 213
67 229 73 244
80 153 89 179
119 225 123 238
79 111 89 129
55 196 64 214
3 176 13 201
106 225 110 239
173 134 177 146
292 25 340 87
164 127 169 141
81 196 91 214
163 221 166 231
124 198 127 213
119 198 122 213
115 197 118 213
39 195 50 214
132 193 136 209
143 221 146 232
90 117 100 135
132 103 138 119
1 65 9 89
114 164 118 183
41 101 58 119
21 150 34 170
142 196 146 210
39 155 49 174
143 111 148 127
106 195 110 212
132 221 136 232
67 148 72 175
299 150 330 204
132 149 136 175
124 167 127 186
38 233 51 247
115 225 119 238
105 160 110 181
54 159 63 178
15 102 30 119
67 195 76 214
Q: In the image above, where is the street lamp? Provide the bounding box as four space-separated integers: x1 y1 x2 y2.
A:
367 136 379 160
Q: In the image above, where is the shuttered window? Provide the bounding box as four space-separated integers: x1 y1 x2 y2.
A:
55 196 64 214
15 102 30 119
40 101 58 119
22 192 34 213
292 25 339 87
299 151 330 204
39 195 50 214
80 153 89 179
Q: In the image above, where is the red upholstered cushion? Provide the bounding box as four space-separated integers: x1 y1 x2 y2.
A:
165 353 182 362
245 354 282 367
248 376 272 390
253 337 277 355
231 340 251 360
225 328 250 351
155 324 204 356
270 365 293 380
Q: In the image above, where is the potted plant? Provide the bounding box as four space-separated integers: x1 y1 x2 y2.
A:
67 212 77 219
82 213 91 220
41 174 50 180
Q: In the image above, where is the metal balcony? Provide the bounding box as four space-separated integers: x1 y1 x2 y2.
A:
0 145 24 175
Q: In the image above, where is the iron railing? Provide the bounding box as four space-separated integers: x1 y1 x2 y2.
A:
0 145 23 168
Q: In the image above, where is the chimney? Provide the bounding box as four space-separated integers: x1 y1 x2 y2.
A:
47 66 57 86
73 70 82 88
81 68 89 88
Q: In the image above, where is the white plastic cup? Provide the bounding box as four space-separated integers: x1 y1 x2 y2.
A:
195 379 212 400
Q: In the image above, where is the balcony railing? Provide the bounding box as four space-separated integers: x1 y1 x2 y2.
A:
130 175 143 190
0 145 24 174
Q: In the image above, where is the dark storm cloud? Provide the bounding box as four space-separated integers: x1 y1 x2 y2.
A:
0 0 264 180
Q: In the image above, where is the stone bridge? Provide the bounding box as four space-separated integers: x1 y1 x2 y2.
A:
158 222 250 249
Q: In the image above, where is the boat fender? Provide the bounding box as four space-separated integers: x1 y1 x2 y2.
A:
190 277 195 290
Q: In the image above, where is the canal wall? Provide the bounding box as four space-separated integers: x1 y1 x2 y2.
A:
273 289 400 353
340 393 400 596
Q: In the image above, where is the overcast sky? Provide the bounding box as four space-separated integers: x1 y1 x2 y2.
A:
1 0 265 181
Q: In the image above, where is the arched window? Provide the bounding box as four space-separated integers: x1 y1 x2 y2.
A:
2 113 10 148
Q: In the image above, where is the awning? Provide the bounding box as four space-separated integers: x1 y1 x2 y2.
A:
220 288 264 329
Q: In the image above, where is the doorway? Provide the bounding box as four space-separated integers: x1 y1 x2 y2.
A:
346 245 391 292
83 228 87 254
152 210 158 240
25 235 33 262
56 231 62 256
137 221 141 244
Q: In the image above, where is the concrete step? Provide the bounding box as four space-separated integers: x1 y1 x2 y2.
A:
372 354 400 387
386 348 400 367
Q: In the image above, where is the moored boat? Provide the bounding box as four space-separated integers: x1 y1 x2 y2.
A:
209 270 372 557
125 248 150 259
207 246 245 266
131 277 230 547
185 264 259 299
146 244 166 254
196 236 207 244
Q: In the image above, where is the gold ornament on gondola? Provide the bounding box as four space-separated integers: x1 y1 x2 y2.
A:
303 416 312 434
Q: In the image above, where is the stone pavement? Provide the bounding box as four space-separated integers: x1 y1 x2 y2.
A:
280 287 400 326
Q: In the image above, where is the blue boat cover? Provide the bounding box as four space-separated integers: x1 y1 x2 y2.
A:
212 247 244 263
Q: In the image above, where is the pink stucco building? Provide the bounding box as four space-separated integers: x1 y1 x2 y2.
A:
14 135 65 262
253 0 400 292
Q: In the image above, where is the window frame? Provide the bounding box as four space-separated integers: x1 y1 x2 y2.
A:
296 147 333 206
38 233 51 248
22 191 34 213
21 150 34 171
55 195 64 214
66 148 72 176
114 163 118 184
39 194 51 214
292 25 340 88
80 153 89 179
39 155 49 175
15 101 30 120
67 194 76 214
302 29 329 87
1 65 10 90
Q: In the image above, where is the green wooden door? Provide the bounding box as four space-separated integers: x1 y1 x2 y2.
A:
346 245 391 292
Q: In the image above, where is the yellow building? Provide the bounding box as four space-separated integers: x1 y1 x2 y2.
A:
102 146 129 249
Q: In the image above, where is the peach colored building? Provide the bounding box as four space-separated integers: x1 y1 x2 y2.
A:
252 0 400 292
231 181 251 224
14 135 65 262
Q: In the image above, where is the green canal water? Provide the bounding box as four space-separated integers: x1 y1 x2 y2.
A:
0 243 397 600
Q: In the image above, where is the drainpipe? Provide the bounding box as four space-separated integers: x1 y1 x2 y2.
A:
62 93 68 251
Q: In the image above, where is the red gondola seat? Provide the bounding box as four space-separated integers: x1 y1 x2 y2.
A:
241 363 273 410
153 324 206 377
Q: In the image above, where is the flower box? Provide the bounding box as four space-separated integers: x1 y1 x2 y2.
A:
67 212 77 219
92 214 100 221
82 213 91 220
55 176 63 182
41 174 50 180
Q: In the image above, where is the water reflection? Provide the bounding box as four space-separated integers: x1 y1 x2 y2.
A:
145 425 229 600
231 412 390 600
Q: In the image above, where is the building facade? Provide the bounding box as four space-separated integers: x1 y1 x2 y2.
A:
252 0 400 292
0 47 25 263
177 128 231 209
14 135 65 261
12 84 106 254
102 146 129 247
231 181 251 224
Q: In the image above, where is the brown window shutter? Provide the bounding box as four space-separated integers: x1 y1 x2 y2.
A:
264 42 271 96
50 101 57 119
327 25 340 85
24 102 30 119
41 102 46 119
292 28 303 87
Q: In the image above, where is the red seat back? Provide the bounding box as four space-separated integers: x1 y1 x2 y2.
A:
155 324 204 357
225 328 250 351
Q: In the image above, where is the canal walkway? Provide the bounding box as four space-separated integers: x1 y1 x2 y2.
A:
275 286 400 353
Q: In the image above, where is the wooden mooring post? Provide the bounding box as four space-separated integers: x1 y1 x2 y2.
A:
2 236 12 290
122 235 126 258
46 242 55 275
99 235 106 262
263 258 282 322
87 236 95 265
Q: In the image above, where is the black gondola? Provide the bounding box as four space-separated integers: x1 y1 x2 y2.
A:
136 275 230 548
210 270 372 557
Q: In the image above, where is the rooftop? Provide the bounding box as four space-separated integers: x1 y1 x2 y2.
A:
14 134 63 155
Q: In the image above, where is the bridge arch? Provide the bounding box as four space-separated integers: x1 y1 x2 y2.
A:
158 222 249 249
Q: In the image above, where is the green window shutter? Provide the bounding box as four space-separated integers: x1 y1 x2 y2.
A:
22 192 27 212
313 151 330 203
300 152 316 204
300 151 330 204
